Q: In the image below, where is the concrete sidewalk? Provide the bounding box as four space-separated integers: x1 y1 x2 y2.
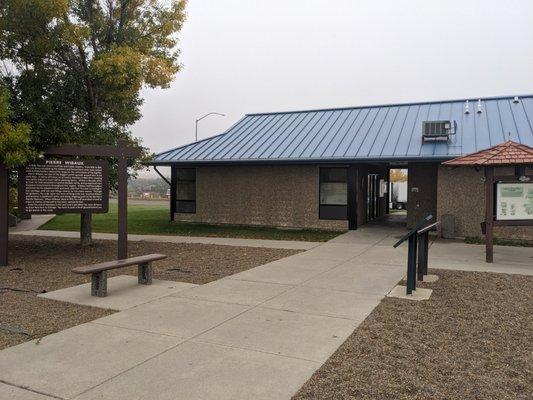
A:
0 228 405 400
12 229 320 250
1 225 531 399
8 215 55 232
428 239 533 275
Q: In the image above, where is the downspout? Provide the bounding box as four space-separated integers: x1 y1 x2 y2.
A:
152 166 175 222
153 166 171 186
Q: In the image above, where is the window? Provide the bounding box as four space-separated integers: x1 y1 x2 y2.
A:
176 168 196 213
319 167 347 220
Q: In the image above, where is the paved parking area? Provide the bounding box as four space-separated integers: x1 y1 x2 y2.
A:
0 224 531 399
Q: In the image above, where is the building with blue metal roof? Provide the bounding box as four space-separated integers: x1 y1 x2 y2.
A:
151 94 533 240
153 94 533 165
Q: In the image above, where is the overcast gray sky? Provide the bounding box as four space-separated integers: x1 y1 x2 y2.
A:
133 0 533 170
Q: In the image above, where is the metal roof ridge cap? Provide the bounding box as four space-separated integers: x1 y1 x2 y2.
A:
244 93 533 117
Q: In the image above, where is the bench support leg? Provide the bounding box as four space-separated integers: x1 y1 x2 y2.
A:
91 271 107 297
138 262 153 285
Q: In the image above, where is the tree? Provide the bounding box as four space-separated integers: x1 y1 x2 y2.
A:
0 85 34 169
0 0 186 245
390 169 408 182
0 82 34 208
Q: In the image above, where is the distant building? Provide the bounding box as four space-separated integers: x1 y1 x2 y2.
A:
150 95 533 241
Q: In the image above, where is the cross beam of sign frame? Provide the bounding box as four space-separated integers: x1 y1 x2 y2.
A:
0 140 141 266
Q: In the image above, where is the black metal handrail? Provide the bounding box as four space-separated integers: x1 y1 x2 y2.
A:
393 214 437 295
416 221 440 282
393 214 434 249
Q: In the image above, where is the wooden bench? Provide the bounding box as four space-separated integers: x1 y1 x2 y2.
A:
72 254 167 297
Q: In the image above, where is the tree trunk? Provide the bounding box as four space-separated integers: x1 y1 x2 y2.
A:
80 212 93 246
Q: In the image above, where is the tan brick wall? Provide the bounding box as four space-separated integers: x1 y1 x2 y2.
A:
407 163 439 228
437 166 533 240
174 165 348 230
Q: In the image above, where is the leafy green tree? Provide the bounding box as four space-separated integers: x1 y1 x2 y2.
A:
0 85 34 168
0 0 186 244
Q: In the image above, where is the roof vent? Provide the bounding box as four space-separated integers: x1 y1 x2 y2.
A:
513 96 520 103
464 100 470 114
476 99 483 113
422 120 456 141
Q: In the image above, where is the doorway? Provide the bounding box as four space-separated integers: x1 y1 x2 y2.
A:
387 168 408 224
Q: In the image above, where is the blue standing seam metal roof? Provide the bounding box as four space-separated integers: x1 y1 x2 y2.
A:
151 94 533 165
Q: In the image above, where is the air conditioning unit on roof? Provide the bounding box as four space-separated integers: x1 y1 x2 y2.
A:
422 120 456 142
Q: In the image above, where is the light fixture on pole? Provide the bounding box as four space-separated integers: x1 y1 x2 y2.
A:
195 112 225 142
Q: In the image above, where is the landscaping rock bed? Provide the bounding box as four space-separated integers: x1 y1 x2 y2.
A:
1 235 300 350
293 269 532 400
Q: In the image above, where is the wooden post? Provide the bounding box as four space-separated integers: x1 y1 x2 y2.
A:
17 169 30 220
42 142 140 261
80 212 93 246
117 142 128 260
485 166 494 263
0 163 8 266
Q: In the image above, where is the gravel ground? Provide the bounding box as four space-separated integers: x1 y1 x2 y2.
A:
1 236 299 350
294 269 533 400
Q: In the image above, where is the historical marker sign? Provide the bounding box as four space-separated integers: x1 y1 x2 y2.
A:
21 159 109 214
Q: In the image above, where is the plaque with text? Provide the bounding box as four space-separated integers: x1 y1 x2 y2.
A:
21 159 109 214
495 182 533 221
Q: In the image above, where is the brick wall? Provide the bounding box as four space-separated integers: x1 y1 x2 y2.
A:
437 166 533 240
174 165 348 230
407 163 439 228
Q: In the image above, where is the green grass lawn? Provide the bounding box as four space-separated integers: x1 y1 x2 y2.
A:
39 204 342 242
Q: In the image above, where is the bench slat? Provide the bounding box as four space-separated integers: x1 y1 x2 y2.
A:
72 254 167 274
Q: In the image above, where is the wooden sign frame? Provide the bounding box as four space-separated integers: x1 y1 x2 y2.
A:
484 167 533 263
1 141 141 266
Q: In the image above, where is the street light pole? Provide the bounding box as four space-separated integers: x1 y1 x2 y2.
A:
195 112 225 142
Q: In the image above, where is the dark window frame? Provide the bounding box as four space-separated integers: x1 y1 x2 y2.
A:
176 168 196 214
319 167 348 220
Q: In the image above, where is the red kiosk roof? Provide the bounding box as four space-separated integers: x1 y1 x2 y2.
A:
443 140 533 166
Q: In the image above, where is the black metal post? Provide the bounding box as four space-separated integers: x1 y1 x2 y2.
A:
406 234 417 294
417 231 428 281
393 214 434 295
422 231 429 276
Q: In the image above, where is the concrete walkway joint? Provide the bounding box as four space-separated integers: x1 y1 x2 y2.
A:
1 224 531 400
